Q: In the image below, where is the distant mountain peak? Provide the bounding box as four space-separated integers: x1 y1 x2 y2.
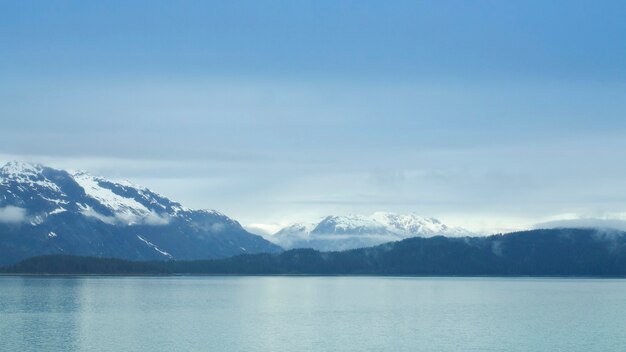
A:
1 160 44 179
269 212 473 251
0 161 62 195
1 160 43 171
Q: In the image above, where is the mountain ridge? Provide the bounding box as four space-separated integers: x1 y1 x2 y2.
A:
0 161 281 265
4 228 626 276
268 212 473 251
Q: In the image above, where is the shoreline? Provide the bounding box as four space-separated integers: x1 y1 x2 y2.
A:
2 273 626 279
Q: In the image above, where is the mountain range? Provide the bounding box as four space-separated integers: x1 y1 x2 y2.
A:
0 161 480 264
175 228 626 276
1 162 624 276
6 228 626 276
267 213 473 251
0 161 280 265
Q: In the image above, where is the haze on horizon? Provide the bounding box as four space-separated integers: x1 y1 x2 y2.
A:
2 1 626 234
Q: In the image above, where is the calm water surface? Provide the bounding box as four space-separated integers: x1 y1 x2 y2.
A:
1 276 625 351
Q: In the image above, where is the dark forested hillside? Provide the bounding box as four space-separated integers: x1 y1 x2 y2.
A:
4 229 626 276
1 255 169 275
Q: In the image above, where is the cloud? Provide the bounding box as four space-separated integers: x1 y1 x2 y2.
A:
534 218 626 232
79 205 170 226
141 212 170 226
0 206 28 224
210 223 225 233
2 76 626 235
244 223 284 236
79 206 117 225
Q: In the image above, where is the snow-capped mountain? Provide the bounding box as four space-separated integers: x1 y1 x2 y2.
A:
0 161 281 265
268 213 473 251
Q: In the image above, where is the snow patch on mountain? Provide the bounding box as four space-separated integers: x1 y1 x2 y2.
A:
371 212 471 237
316 214 387 234
49 207 67 215
0 161 62 193
73 172 150 216
72 172 157 223
137 235 173 258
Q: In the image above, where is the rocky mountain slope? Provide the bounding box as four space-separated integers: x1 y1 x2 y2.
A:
0 161 281 265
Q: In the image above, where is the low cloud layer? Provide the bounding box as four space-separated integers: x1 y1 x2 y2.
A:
535 218 626 232
142 212 171 226
0 206 27 224
79 205 170 226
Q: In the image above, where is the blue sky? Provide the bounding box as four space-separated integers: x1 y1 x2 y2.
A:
1 1 626 233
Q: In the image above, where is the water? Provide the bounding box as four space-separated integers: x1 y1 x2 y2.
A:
1 276 625 351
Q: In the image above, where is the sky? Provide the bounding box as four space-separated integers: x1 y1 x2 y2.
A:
1 1 626 234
